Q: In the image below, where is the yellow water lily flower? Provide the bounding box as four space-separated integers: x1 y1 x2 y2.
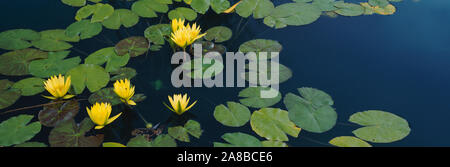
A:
43 74 74 100
170 19 206 49
86 102 122 129
113 79 136 106
164 93 197 115
223 0 243 13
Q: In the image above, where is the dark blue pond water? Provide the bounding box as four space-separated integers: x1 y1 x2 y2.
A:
1 0 449 146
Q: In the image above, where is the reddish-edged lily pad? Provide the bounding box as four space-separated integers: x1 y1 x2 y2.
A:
49 118 104 147
38 100 80 127
0 49 48 76
114 36 149 57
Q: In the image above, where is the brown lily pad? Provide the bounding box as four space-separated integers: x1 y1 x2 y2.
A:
0 48 48 76
49 118 104 147
38 100 80 127
114 36 149 57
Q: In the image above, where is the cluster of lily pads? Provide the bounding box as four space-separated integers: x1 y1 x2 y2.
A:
0 0 408 147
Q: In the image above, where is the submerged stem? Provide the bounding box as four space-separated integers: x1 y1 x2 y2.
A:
1 99 88 115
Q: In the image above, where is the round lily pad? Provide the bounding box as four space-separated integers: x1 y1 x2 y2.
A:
85 47 130 72
210 0 230 14
263 3 322 29
29 51 81 78
312 0 337 11
38 100 80 127
190 0 211 14
131 0 169 18
11 77 46 96
182 57 224 79
241 62 293 85
0 87 21 110
168 7 197 21
329 136 372 147
213 132 262 147
31 29 79 51
238 87 282 108
114 36 149 57
239 39 282 60
236 0 274 18
368 0 389 8
88 88 122 106
49 118 104 147
0 48 48 76
349 110 411 143
61 0 87 7
66 64 110 94
127 134 177 147
251 108 301 141
102 9 140 30
334 2 365 16
110 67 137 81
213 101 251 127
0 79 14 90
65 20 103 40
204 26 232 43
261 140 288 147
374 4 396 15
0 115 41 147
0 29 40 50
168 126 190 142
144 24 171 45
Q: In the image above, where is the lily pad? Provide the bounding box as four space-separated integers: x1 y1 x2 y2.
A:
0 29 40 50
239 39 282 60
204 26 232 43
0 79 14 91
213 101 251 127
0 87 21 110
349 110 411 143
74 3 114 23
213 132 262 147
241 62 292 85
110 67 137 81
0 115 41 147
182 57 224 79
65 20 103 40
250 108 301 141
32 29 79 51
66 64 110 94
49 118 104 147
131 0 169 18
14 142 47 147
263 3 322 29
29 51 81 78
88 88 122 106
85 47 130 72
144 24 171 45
334 2 365 16
11 77 46 96
374 4 396 15
0 48 48 76
284 88 337 133
127 134 177 147
368 0 389 8
238 87 281 108
168 7 197 21
210 0 230 14
236 0 274 18
329 136 372 147
61 0 86 7
102 9 140 29
360 2 375 15
114 36 149 57
168 120 203 142
191 0 211 14
312 0 337 11
38 100 80 127
261 140 288 147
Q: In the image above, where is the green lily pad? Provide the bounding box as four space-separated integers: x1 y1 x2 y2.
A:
14 142 47 147
0 88 21 110
75 3 114 23
312 0 337 11
85 47 130 72
204 26 232 43
65 20 103 40
88 88 122 106
0 79 14 90
38 100 80 127
210 0 230 14
131 0 169 18
131 94 147 103
29 51 81 78
191 0 211 14
239 39 282 60
0 48 48 76
168 7 197 21
0 29 40 50
144 24 171 45
114 36 149 57
263 3 322 29
236 0 274 18
213 101 251 127
49 118 104 147
168 120 203 142
61 0 86 7
284 88 337 133
11 77 46 96
349 110 411 143
369 0 389 8
110 67 137 81
213 132 262 147
250 108 301 141
241 62 292 85
329 136 372 147
238 87 281 108
182 57 224 79
127 134 177 147
102 9 140 30
66 64 110 94
261 140 288 147
334 2 365 16
32 29 79 51
0 115 41 147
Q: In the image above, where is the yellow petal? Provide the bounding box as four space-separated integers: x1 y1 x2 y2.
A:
223 0 242 13
106 112 122 125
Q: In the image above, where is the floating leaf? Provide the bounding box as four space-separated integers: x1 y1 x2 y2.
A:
239 39 282 60
11 77 46 96
204 26 232 43
236 0 274 18
144 24 171 45
38 100 80 127
0 88 21 110
210 0 230 14
29 51 81 78
214 101 251 127
182 57 224 79
238 87 281 108
0 79 14 91
251 108 301 141
334 2 365 16
284 88 337 133
241 62 293 85
184 120 203 138
65 20 103 40
110 67 137 81
14 142 47 147
102 9 140 29
131 94 147 103
329 136 372 147
103 142 126 147
0 115 41 147
168 120 203 142
168 7 197 21
88 88 122 106
85 47 130 72
261 140 288 147
131 0 169 18
360 2 375 15
263 3 321 29
213 132 262 147
61 0 86 7
0 29 40 50
127 134 177 147
312 0 337 11
66 64 110 94
349 110 411 143
368 0 389 8
373 4 396 15
49 118 104 147
191 0 211 14
31 30 79 51
115 36 149 57
0 49 48 76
